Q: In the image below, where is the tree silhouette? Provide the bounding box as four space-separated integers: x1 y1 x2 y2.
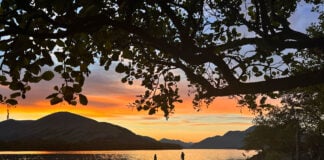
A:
0 0 323 117
244 84 324 159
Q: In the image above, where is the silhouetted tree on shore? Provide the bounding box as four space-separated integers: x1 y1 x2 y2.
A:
0 0 323 117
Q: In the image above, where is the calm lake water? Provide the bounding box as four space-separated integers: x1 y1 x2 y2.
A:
0 149 257 160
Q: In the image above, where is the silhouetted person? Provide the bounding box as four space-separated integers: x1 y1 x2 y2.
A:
181 152 185 160
154 154 157 160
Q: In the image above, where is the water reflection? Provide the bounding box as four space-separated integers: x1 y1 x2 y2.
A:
0 154 131 160
0 149 257 160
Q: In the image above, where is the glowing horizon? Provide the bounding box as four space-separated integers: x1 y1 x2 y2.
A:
0 2 316 143
1 93 254 143
0 67 254 142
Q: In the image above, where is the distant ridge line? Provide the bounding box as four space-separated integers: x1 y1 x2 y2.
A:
0 112 181 151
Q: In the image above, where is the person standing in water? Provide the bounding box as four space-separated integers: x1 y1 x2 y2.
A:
181 152 185 160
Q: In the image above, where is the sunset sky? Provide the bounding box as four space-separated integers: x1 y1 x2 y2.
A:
0 65 254 142
0 2 319 142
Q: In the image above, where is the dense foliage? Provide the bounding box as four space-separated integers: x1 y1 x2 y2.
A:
0 0 323 117
244 85 324 160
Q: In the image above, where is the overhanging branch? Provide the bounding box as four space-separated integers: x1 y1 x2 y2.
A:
203 69 324 97
204 37 324 54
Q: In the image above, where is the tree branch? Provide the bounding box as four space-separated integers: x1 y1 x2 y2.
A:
204 37 324 54
157 1 187 39
204 69 324 97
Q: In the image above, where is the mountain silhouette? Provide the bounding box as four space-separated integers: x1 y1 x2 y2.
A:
160 138 193 148
0 112 180 150
160 126 255 149
190 126 255 149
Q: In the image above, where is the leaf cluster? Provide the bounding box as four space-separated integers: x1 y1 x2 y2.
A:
0 0 323 118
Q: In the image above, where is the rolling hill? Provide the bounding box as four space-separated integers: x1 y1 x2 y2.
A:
160 126 255 149
190 126 254 149
160 138 193 148
0 112 180 150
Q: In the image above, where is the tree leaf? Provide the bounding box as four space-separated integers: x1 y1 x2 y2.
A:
30 65 41 75
70 100 77 105
54 65 63 73
111 52 119 61
50 97 63 105
54 85 59 91
148 108 156 115
282 69 289 76
79 94 88 105
241 75 248 81
6 99 18 105
73 84 82 93
46 93 59 99
10 92 21 99
29 76 42 83
0 75 6 81
174 75 180 81
115 63 126 73
252 66 259 72
42 71 54 81
9 82 22 90
56 39 65 47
